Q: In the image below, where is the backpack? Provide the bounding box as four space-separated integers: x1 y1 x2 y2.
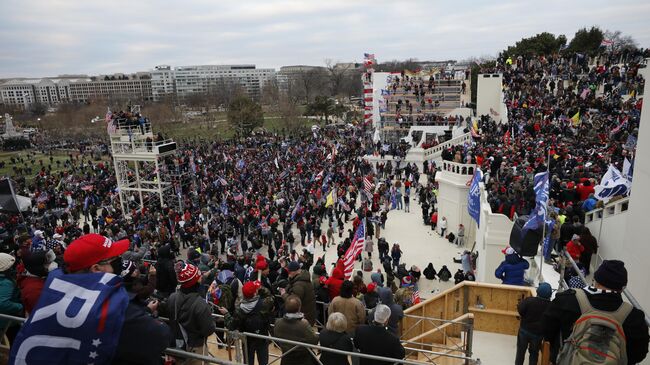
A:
240 302 270 335
557 290 633 365
362 258 373 272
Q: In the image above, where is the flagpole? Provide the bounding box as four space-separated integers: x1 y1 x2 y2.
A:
537 149 551 284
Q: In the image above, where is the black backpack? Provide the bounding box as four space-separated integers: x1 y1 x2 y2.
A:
240 302 269 335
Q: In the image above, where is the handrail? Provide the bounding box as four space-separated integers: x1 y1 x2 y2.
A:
562 251 650 327
0 313 243 365
0 313 477 365
405 313 474 344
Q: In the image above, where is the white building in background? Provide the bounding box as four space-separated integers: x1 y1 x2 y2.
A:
0 78 85 109
150 64 276 101
0 74 153 108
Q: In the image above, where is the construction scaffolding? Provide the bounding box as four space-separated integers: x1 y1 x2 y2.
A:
108 106 187 215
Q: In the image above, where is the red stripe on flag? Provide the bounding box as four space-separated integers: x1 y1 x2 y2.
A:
364 89 373 93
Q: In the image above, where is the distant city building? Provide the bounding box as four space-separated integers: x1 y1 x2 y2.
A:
0 73 153 108
150 64 276 101
67 74 152 103
277 65 326 94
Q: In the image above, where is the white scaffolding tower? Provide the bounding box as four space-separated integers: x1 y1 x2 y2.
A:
108 106 185 215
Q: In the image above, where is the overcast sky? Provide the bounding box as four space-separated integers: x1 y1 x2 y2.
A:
1 0 648 78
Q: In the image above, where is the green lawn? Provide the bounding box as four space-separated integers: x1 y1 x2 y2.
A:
0 150 79 180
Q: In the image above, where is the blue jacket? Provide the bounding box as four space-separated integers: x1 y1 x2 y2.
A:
495 254 529 285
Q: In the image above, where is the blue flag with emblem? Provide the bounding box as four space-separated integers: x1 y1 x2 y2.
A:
467 168 482 227
522 171 550 237
10 269 129 365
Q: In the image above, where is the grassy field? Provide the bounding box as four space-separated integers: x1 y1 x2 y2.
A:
0 150 79 179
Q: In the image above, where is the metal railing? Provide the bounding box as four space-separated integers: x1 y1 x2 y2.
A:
0 312 476 365
560 250 650 327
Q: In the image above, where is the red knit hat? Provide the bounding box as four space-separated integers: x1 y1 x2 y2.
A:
64 234 129 272
242 280 261 299
367 283 377 292
255 255 268 271
175 261 201 288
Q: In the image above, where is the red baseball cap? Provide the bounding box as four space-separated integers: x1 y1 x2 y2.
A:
64 234 130 272
242 280 261 299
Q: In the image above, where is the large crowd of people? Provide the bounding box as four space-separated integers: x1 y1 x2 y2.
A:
0 49 648 365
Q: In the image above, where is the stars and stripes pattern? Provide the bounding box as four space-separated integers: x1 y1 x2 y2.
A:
363 175 375 199
343 220 365 279
411 288 421 305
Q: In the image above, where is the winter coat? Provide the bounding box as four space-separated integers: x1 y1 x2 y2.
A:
374 287 403 335
543 288 649 364
286 270 317 325
353 324 405 365
155 245 177 295
423 263 437 280
17 274 45 316
326 263 345 300
225 291 274 346
273 316 319 365
0 274 23 329
517 296 550 336
364 239 373 253
328 296 366 334
167 290 216 348
362 291 380 310
494 254 529 285
319 329 353 365
113 294 173 365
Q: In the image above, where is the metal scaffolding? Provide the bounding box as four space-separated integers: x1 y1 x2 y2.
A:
108 106 185 215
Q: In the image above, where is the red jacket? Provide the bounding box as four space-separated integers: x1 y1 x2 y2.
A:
18 275 45 316
566 241 585 260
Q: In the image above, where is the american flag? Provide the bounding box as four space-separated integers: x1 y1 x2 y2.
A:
343 220 365 279
411 288 421 305
233 193 243 201
363 176 375 198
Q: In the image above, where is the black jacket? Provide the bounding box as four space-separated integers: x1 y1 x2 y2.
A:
113 296 173 364
543 288 649 364
319 329 352 365
168 290 216 348
155 245 177 295
353 324 405 365
517 296 550 336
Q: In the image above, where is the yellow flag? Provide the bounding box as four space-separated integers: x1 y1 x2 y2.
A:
571 111 580 126
325 190 335 208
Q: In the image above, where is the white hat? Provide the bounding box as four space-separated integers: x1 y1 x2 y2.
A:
374 304 392 324
0 253 15 272
34 230 44 238
53 233 63 240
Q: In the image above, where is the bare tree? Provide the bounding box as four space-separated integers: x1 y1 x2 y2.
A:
325 59 353 97
295 68 327 103
604 30 638 52
261 78 280 107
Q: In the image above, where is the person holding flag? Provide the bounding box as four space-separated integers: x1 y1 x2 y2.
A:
10 233 171 365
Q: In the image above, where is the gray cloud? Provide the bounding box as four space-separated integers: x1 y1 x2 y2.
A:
0 0 648 77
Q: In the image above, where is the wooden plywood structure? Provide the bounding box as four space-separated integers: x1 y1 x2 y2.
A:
401 281 535 352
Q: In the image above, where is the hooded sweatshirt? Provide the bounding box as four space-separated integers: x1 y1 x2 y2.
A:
375 287 403 335
326 261 345 300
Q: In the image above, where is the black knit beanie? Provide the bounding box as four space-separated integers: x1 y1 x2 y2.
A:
594 260 627 291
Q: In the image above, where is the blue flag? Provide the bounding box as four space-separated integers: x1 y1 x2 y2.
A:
467 168 482 227
522 171 550 236
291 197 303 222
543 218 555 259
10 269 129 365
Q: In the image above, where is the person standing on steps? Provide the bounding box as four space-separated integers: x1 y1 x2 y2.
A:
515 282 552 365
